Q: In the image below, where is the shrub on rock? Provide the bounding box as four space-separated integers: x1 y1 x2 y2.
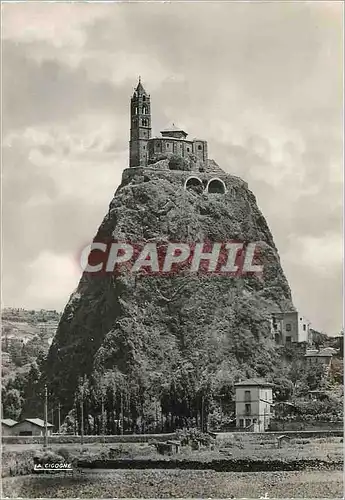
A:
168 154 191 171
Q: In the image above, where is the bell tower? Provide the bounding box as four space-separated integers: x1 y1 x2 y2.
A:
129 77 152 167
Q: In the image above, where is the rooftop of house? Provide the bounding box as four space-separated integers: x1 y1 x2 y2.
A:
234 378 274 388
305 348 335 358
18 418 54 428
1 418 18 427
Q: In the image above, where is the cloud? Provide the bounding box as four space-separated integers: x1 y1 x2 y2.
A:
2 2 343 334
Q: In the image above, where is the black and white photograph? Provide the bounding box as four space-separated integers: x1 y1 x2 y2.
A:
1 1 344 498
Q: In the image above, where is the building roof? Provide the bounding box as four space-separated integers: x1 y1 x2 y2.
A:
134 76 147 95
19 418 54 428
234 378 274 388
305 349 333 358
1 418 18 427
150 135 192 143
161 123 188 136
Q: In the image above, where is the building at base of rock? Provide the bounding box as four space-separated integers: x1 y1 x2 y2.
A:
271 311 311 345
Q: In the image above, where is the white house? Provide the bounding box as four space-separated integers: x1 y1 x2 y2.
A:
271 311 311 345
1 418 18 436
235 378 274 432
13 418 54 436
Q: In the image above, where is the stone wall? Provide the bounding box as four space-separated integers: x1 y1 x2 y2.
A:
120 165 248 194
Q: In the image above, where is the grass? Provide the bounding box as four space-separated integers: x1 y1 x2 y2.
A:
3 436 343 462
2 437 343 498
2 469 343 498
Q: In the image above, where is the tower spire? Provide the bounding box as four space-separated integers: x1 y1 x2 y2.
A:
129 79 151 167
135 76 146 94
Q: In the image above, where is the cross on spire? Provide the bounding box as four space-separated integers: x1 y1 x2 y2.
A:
135 76 146 94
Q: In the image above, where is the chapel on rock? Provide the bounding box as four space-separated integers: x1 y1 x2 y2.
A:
129 78 208 168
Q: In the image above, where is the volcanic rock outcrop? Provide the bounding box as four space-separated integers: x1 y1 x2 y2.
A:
34 160 294 425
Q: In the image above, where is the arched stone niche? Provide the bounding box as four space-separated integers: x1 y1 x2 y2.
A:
206 178 226 194
184 176 204 194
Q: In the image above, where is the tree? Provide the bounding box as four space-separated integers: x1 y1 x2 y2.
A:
2 388 23 420
20 361 43 418
271 377 294 402
329 358 343 385
168 154 191 171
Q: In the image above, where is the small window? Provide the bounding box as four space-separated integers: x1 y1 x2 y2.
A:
143 146 146 150
134 107 138 115
187 148 190 152
245 418 251 427
142 106 147 115
167 143 170 148
303 324 306 331
239 419 244 428
198 145 202 150
244 390 251 402
286 336 291 343
143 96 146 102
286 323 291 332
245 403 251 414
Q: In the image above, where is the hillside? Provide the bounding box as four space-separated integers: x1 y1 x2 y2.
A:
1 308 62 420
2 308 60 346
23 158 296 430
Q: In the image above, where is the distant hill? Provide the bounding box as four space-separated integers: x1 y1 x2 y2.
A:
2 308 61 347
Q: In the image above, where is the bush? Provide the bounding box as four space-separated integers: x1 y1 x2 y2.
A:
176 428 214 447
148 154 168 165
168 154 191 171
56 447 70 460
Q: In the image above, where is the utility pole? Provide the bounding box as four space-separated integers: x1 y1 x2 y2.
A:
155 400 159 433
101 394 105 443
58 403 61 433
44 385 48 449
201 395 204 433
80 386 84 446
120 390 124 435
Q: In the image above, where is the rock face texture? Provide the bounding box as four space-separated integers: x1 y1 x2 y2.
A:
39 160 294 424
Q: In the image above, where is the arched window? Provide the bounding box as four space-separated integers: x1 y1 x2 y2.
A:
142 106 147 115
198 145 202 150
134 107 138 115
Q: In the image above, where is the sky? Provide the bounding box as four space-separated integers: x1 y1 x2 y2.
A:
2 1 343 335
